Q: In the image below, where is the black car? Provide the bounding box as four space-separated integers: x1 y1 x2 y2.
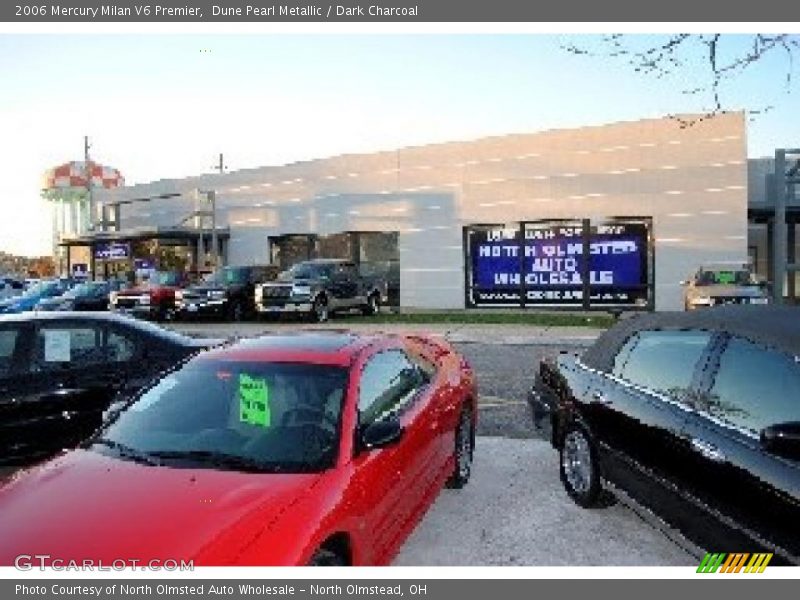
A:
35 280 120 312
175 265 278 321
0 312 220 467
530 305 800 564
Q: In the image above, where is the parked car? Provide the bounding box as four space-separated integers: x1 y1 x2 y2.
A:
255 259 388 322
110 271 188 321
0 312 221 467
529 305 800 564
35 280 121 312
0 279 72 315
23 278 41 291
0 277 24 301
682 264 769 310
175 265 278 321
0 331 477 565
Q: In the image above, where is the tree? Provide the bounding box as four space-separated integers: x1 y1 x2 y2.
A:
563 34 800 124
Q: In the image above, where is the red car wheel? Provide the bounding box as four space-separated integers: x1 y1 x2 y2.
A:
446 404 474 489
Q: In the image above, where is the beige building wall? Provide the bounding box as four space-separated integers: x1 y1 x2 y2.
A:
96 113 748 311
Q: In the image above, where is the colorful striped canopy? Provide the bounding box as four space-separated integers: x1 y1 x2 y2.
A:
42 161 124 191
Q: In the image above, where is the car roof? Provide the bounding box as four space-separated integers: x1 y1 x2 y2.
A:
0 311 122 324
0 311 206 344
224 264 273 270
696 263 749 271
199 330 383 366
298 258 350 265
582 305 800 372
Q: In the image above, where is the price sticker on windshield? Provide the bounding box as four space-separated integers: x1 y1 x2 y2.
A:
239 373 271 427
716 271 735 284
43 330 71 362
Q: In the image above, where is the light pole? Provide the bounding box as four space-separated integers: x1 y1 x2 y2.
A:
195 189 219 271
84 135 93 232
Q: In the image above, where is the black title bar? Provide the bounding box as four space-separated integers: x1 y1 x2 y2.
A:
5 0 800 22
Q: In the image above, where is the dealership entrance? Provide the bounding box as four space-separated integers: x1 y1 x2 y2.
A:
269 231 400 307
464 218 654 310
59 227 230 281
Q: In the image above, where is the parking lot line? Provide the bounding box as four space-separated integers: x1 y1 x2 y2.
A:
480 395 527 408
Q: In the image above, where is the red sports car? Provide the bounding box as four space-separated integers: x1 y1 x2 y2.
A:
0 332 477 566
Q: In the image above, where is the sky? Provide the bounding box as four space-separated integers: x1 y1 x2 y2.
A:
1 34 798 257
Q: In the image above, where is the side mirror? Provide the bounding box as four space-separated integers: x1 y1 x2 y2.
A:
102 399 128 423
760 422 800 461
360 419 403 451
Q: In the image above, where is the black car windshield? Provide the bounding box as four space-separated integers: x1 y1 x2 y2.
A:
203 267 247 285
695 270 752 286
97 359 348 473
65 282 107 298
153 272 181 286
279 263 334 281
21 280 60 298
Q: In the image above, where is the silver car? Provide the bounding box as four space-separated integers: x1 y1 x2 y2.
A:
682 265 769 310
0 277 24 301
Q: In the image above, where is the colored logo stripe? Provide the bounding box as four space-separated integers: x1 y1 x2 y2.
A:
745 553 773 573
697 553 726 573
697 552 773 573
721 553 749 573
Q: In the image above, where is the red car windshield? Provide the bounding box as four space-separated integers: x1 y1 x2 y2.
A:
95 360 348 473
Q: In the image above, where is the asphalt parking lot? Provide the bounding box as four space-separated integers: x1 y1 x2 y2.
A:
395 437 693 566
166 320 694 565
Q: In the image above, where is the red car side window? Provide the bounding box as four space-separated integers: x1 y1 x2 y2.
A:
358 350 424 425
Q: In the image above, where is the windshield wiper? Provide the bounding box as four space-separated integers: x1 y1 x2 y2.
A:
90 438 161 466
145 450 286 473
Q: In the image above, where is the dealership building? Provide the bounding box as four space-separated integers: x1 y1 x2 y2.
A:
59 112 799 311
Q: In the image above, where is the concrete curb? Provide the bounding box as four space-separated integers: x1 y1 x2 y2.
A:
169 322 604 348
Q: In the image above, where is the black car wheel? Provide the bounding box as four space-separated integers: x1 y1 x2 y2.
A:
446 404 474 489
229 301 245 322
559 423 601 508
362 292 380 316
155 304 168 322
307 548 346 566
311 296 329 323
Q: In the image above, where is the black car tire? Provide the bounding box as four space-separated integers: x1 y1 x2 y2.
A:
229 300 245 322
155 304 168 322
559 423 602 508
307 548 346 566
446 404 474 489
311 296 329 323
362 292 380 316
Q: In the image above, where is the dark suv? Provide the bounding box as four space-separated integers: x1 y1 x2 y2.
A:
175 265 278 321
254 259 387 322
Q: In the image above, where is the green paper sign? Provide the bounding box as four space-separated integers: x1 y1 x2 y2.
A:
715 271 735 284
239 373 270 427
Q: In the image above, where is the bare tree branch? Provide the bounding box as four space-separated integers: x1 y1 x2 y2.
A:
562 34 800 126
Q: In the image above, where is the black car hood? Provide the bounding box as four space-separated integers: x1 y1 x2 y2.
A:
183 336 227 349
272 277 325 286
186 285 228 294
35 297 68 308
